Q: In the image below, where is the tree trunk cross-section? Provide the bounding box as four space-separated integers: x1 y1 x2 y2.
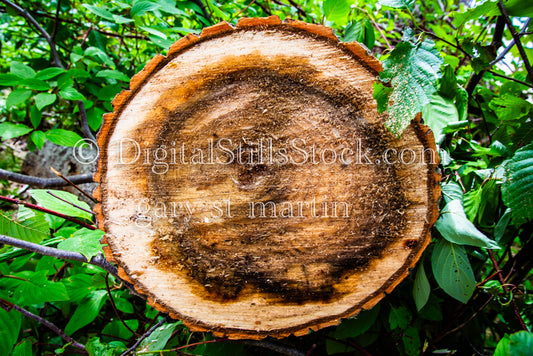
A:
94 16 440 339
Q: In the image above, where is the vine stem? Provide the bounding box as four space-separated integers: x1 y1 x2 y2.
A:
0 169 94 189
0 195 96 231
487 249 528 330
0 298 86 352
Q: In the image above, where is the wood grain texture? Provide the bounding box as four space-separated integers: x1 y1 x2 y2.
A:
95 16 440 339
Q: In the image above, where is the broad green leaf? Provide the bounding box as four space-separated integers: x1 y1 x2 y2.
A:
112 14 134 24
82 4 115 21
344 20 375 49
0 73 21 86
64 274 95 302
31 131 46 149
333 305 380 338
87 107 104 131
34 93 57 110
441 181 463 203
84 47 114 67
0 207 50 243
58 229 104 260
502 143 533 225
6 89 32 108
432 239 476 303
11 338 32 356
494 208 512 243
455 86 468 121
402 326 421 356
0 308 22 356
139 26 167 39
13 270 69 305
438 65 457 99
452 1 499 28
503 0 533 17
380 38 443 136
463 187 482 221
30 106 42 128
59 86 85 101
378 0 415 10
373 82 392 114
46 128 84 147
10 61 36 79
388 305 411 330
422 94 459 145
489 94 532 122
436 200 499 248
65 290 107 335
413 264 430 311
30 189 93 220
35 67 66 80
0 122 33 140
96 69 130 82
138 322 181 355
323 0 351 26
131 0 160 17
20 78 49 91
102 319 138 340
494 331 533 356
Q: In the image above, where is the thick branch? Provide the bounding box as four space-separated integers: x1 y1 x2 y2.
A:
0 169 94 188
0 299 86 352
0 0 63 68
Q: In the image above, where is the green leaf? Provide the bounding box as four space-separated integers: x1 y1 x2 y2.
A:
402 326 421 356
138 322 181 355
494 331 533 356
503 0 533 17
436 200 499 248
11 338 32 356
413 264 430 311
82 4 115 21
455 86 468 122
0 122 33 140
452 1 499 28
10 61 36 79
333 305 380 338
378 0 415 10
86 337 126 356
489 94 532 122
0 308 22 356
64 274 95 302
0 73 21 86
35 67 66 80
441 181 463 203
30 106 42 128
20 78 50 91
502 143 533 225
431 239 476 303
58 229 104 260
6 89 32 108
494 208 512 243
65 290 107 335
59 86 85 101
344 20 375 49
31 131 46 150
438 65 457 99
388 305 411 330
422 94 459 145
13 270 69 305
95 69 130 82
102 319 138 340
30 189 93 220
46 129 84 147
373 82 392 114
34 93 57 110
131 0 160 17
138 26 167 39
323 0 351 26
380 38 443 136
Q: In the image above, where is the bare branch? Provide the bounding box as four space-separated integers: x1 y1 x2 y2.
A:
77 100 96 142
120 316 170 356
0 0 63 68
0 169 94 189
0 298 86 352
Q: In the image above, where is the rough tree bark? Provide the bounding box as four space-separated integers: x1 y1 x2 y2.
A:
94 16 440 339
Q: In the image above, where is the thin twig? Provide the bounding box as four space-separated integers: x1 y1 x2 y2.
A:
488 70 533 88
497 0 533 83
0 169 94 188
489 18 531 67
77 100 96 142
50 167 96 202
105 273 141 337
0 0 63 68
51 0 61 42
488 249 527 330
0 298 86 351
46 190 95 216
120 316 169 356
0 195 96 230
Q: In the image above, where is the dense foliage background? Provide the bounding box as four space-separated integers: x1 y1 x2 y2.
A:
0 0 532 355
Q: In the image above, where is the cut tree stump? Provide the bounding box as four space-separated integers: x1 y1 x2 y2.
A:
94 16 440 339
